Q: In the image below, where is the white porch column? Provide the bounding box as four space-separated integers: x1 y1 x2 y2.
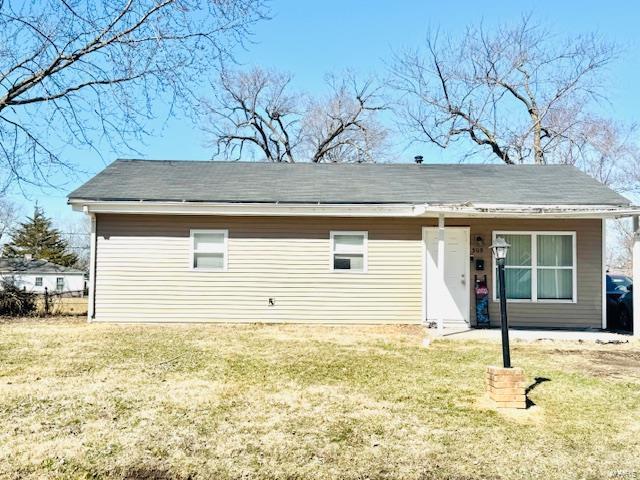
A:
633 216 640 337
437 214 445 335
602 219 607 329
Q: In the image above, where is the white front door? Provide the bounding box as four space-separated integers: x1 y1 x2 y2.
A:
424 227 470 325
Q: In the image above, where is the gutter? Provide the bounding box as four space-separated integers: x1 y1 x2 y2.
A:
414 203 640 219
69 199 640 219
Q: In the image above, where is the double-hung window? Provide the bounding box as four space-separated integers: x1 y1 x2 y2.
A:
191 229 228 271
56 277 64 291
331 231 367 272
493 231 576 303
35 277 43 287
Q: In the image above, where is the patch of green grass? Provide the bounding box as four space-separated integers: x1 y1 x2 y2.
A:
0 321 638 479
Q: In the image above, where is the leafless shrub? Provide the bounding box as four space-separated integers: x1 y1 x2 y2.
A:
0 279 36 316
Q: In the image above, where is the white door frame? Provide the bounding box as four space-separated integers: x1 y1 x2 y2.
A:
422 226 471 329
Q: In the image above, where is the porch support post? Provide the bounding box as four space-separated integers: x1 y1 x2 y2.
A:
633 216 640 337
437 214 445 335
602 219 607 329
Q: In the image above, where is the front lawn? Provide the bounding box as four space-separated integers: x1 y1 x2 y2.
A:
0 320 638 479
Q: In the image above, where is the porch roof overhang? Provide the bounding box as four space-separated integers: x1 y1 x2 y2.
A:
69 198 640 219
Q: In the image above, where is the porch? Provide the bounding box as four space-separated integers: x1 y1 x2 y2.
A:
435 326 633 343
425 214 640 337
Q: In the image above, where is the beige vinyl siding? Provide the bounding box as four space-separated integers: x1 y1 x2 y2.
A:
454 218 603 329
94 214 603 327
94 215 423 323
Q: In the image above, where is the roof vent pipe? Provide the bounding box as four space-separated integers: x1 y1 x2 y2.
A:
414 155 424 164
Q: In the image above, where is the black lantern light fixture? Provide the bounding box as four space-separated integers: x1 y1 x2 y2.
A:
491 236 512 368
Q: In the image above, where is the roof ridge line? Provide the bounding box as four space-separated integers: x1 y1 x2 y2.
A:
113 159 571 167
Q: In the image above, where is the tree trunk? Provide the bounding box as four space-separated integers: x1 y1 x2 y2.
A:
532 111 544 165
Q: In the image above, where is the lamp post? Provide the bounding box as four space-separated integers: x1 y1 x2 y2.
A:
491 237 511 369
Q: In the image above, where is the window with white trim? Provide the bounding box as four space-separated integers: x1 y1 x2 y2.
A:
35 277 43 287
493 231 576 302
331 231 367 272
191 230 228 271
56 277 64 291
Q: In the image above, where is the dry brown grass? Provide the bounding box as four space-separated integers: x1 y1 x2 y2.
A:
34 296 88 316
0 320 638 480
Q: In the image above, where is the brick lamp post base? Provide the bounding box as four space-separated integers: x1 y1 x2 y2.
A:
486 366 527 409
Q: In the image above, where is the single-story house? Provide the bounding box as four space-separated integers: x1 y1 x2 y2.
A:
0 257 86 293
68 159 640 334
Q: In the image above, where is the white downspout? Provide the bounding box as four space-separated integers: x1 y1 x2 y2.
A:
633 216 640 337
87 211 96 322
437 214 445 335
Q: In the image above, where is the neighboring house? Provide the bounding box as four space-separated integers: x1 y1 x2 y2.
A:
0 257 86 293
68 159 640 334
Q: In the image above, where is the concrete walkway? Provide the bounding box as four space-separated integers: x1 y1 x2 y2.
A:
435 327 634 343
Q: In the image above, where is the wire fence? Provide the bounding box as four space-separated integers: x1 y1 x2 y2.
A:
41 287 88 316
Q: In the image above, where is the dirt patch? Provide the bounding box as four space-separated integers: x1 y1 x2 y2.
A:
552 348 640 379
122 467 185 480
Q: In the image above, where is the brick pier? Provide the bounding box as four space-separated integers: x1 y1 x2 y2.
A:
486 366 527 409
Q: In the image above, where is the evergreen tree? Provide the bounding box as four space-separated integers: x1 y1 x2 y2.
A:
2 206 78 267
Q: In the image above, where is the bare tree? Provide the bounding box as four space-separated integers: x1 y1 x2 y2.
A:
203 68 302 162
390 16 617 165
0 198 18 243
302 75 388 163
0 0 266 193
608 218 634 274
202 68 388 162
553 117 640 193
57 216 91 269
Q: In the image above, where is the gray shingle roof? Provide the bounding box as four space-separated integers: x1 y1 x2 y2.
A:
68 159 630 206
0 258 85 274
